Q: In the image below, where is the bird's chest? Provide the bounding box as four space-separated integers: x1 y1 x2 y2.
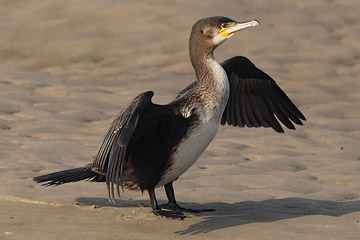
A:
156 116 219 187
201 62 230 121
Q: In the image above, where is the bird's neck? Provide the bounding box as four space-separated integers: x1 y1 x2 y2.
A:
189 37 228 88
189 46 228 90
189 44 230 121
189 45 215 83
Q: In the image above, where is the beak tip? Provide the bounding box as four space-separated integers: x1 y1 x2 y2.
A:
252 20 260 26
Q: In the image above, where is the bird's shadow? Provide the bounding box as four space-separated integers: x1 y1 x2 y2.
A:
76 197 148 208
75 197 360 235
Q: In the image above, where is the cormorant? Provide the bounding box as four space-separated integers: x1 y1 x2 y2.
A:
34 16 306 219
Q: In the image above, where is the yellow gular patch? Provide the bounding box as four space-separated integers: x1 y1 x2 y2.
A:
218 22 235 37
218 27 231 37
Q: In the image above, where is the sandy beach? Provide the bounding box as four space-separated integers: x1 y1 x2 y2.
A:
1 0 360 239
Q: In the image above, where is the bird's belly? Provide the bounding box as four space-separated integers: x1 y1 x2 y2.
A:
156 118 219 187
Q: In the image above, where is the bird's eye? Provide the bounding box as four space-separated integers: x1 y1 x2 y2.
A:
221 23 227 28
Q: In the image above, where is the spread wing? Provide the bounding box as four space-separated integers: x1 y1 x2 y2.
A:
221 56 306 133
91 91 154 202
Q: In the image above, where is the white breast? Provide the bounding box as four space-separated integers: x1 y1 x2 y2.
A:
156 117 220 187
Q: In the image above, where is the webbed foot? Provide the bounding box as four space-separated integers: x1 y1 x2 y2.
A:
153 207 185 220
159 202 215 213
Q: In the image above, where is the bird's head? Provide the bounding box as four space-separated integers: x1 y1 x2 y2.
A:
190 16 259 53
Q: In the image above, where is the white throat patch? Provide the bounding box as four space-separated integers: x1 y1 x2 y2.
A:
212 33 233 45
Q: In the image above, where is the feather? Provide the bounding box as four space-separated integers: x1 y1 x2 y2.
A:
221 56 305 132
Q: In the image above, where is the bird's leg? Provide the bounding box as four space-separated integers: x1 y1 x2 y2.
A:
148 188 185 220
159 181 215 213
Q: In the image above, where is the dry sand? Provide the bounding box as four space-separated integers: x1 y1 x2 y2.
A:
1 0 360 239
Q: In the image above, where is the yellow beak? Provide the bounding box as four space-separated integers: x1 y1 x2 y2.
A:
219 20 260 37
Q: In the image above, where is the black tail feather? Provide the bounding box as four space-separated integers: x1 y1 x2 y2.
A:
33 166 104 186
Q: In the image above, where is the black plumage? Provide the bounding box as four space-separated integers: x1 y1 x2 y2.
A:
221 56 306 133
34 17 306 219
